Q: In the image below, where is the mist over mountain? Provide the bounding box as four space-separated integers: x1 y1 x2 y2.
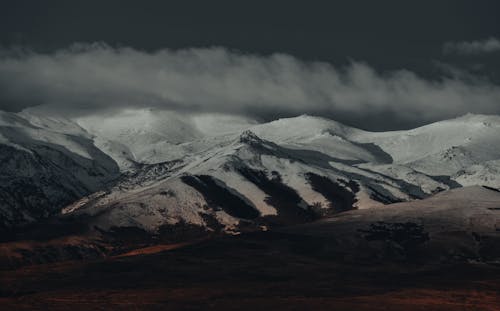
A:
1 45 500 131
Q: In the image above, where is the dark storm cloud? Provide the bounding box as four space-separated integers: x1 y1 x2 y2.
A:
2 1 500 78
444 37 500 54
1 44 500 130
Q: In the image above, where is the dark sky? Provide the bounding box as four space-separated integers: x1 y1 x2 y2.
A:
2 0 499 75
0 1 499 130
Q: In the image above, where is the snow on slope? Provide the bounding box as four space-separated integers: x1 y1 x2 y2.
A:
61 128 440 233
67 109 500 189
4 108 500 233
55 114 500 235
0 111 120 227
74 109 258 169
353 114 500 175
250 115 389 164
454 159 500 189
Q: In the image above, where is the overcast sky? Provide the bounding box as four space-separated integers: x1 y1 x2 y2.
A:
1 1 499 130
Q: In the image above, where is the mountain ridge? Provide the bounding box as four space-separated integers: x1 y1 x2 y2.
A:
1 109 500 233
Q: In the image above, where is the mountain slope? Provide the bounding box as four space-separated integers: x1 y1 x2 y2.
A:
0 111 120 228
353 114 500 178
2 109 500 234
60 128 454 235
282 186 500 262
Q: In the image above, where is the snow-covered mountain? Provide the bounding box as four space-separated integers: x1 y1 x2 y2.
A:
74 109 258 169
0 111 120 228
2 108 500 235
64 111 500 235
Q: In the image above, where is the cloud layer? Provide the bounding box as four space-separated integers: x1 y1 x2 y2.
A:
1 43 500 130
443 37 500 54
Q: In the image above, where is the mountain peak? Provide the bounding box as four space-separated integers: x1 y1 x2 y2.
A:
239 130 264 145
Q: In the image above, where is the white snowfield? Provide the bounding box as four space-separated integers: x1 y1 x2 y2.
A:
2 108 500 231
